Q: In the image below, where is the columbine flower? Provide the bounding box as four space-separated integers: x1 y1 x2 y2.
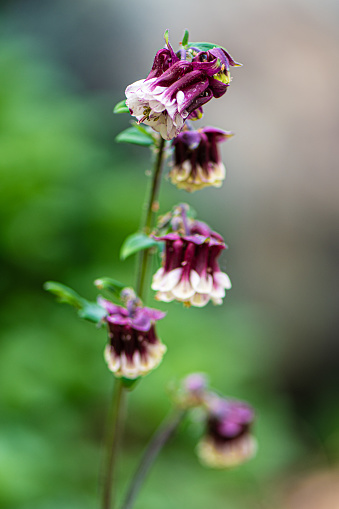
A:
125 35 239 140
197 396 256 468
169 127 233 191
99 295 166 379
151 219 231 307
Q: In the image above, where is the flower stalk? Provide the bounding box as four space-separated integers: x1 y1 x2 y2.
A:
120 409 186 509
102 136 167 509
136 137 166 299
102 379 126 509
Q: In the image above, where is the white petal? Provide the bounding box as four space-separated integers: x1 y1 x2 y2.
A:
214 271 232 289
193 273 213 294
190 293 210 307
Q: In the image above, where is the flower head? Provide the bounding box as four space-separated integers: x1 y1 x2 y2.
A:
197 396 256 468
151 214 231 307
99 293 166 379
125 34 240 140
170 127 233 191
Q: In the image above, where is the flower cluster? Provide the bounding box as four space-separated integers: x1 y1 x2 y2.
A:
170 127 233 192
197 396 256 468
152 215 231 307
99 294 166 379
125 37 239 140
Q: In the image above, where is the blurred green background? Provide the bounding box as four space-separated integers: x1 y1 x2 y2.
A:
1 1 339 508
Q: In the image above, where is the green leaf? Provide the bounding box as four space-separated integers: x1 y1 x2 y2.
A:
120 232 158 260
113 100 129 114
115 127 154 147
182 29 189 47
44 281 106 324
43 281 83 308
94 277 125 298
186 42 219 52
164 29 169 45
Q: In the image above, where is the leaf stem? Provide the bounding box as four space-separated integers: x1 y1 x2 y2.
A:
120 410 186 509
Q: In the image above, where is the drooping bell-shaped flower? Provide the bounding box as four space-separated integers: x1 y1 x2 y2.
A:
197 396 256 468
170 127 233 191
151 218 231 307
99 293 166 379
125 34 240 140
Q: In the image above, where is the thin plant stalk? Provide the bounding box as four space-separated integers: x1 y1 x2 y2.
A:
102 379 125 509
102 136 167 508
137 137 166 299
120 410 186 509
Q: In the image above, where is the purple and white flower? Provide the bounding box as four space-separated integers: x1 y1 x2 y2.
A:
151 220 231 307
197 396 256 468
125 37 239 140
99 296 166 379
170 127 233 191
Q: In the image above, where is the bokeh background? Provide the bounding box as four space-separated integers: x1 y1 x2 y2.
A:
1 1 339 508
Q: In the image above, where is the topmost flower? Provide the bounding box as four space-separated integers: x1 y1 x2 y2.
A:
125 31 241 140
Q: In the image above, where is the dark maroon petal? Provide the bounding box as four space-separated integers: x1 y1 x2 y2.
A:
208 77 228 98
146 48 176 80
172 131 202 150
187 106 204 121
185 88 213 115
191 57 221 76
161 71 209 106
152 61 194 88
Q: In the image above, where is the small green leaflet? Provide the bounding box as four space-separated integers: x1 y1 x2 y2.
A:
181 30 189 48
115 126 154 147
44 281 106 324
94 277 125 298
113 100 130 114
120 232 158 260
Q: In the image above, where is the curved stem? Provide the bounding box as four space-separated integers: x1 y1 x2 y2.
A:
120 410 185 509
102 379 125 509
136 137 166 299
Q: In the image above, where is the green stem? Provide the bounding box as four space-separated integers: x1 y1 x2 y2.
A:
102 379 125 509
120 410 185 509
101 136 166 509
136 137 166 299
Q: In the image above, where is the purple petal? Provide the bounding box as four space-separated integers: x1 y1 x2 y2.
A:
130 308 152 331
145 307 166 321
98 297 127 316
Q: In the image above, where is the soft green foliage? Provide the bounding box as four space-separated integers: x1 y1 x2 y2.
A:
44 282 106 324
120 232 159 260
116 126 155 147
113 100 130 114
